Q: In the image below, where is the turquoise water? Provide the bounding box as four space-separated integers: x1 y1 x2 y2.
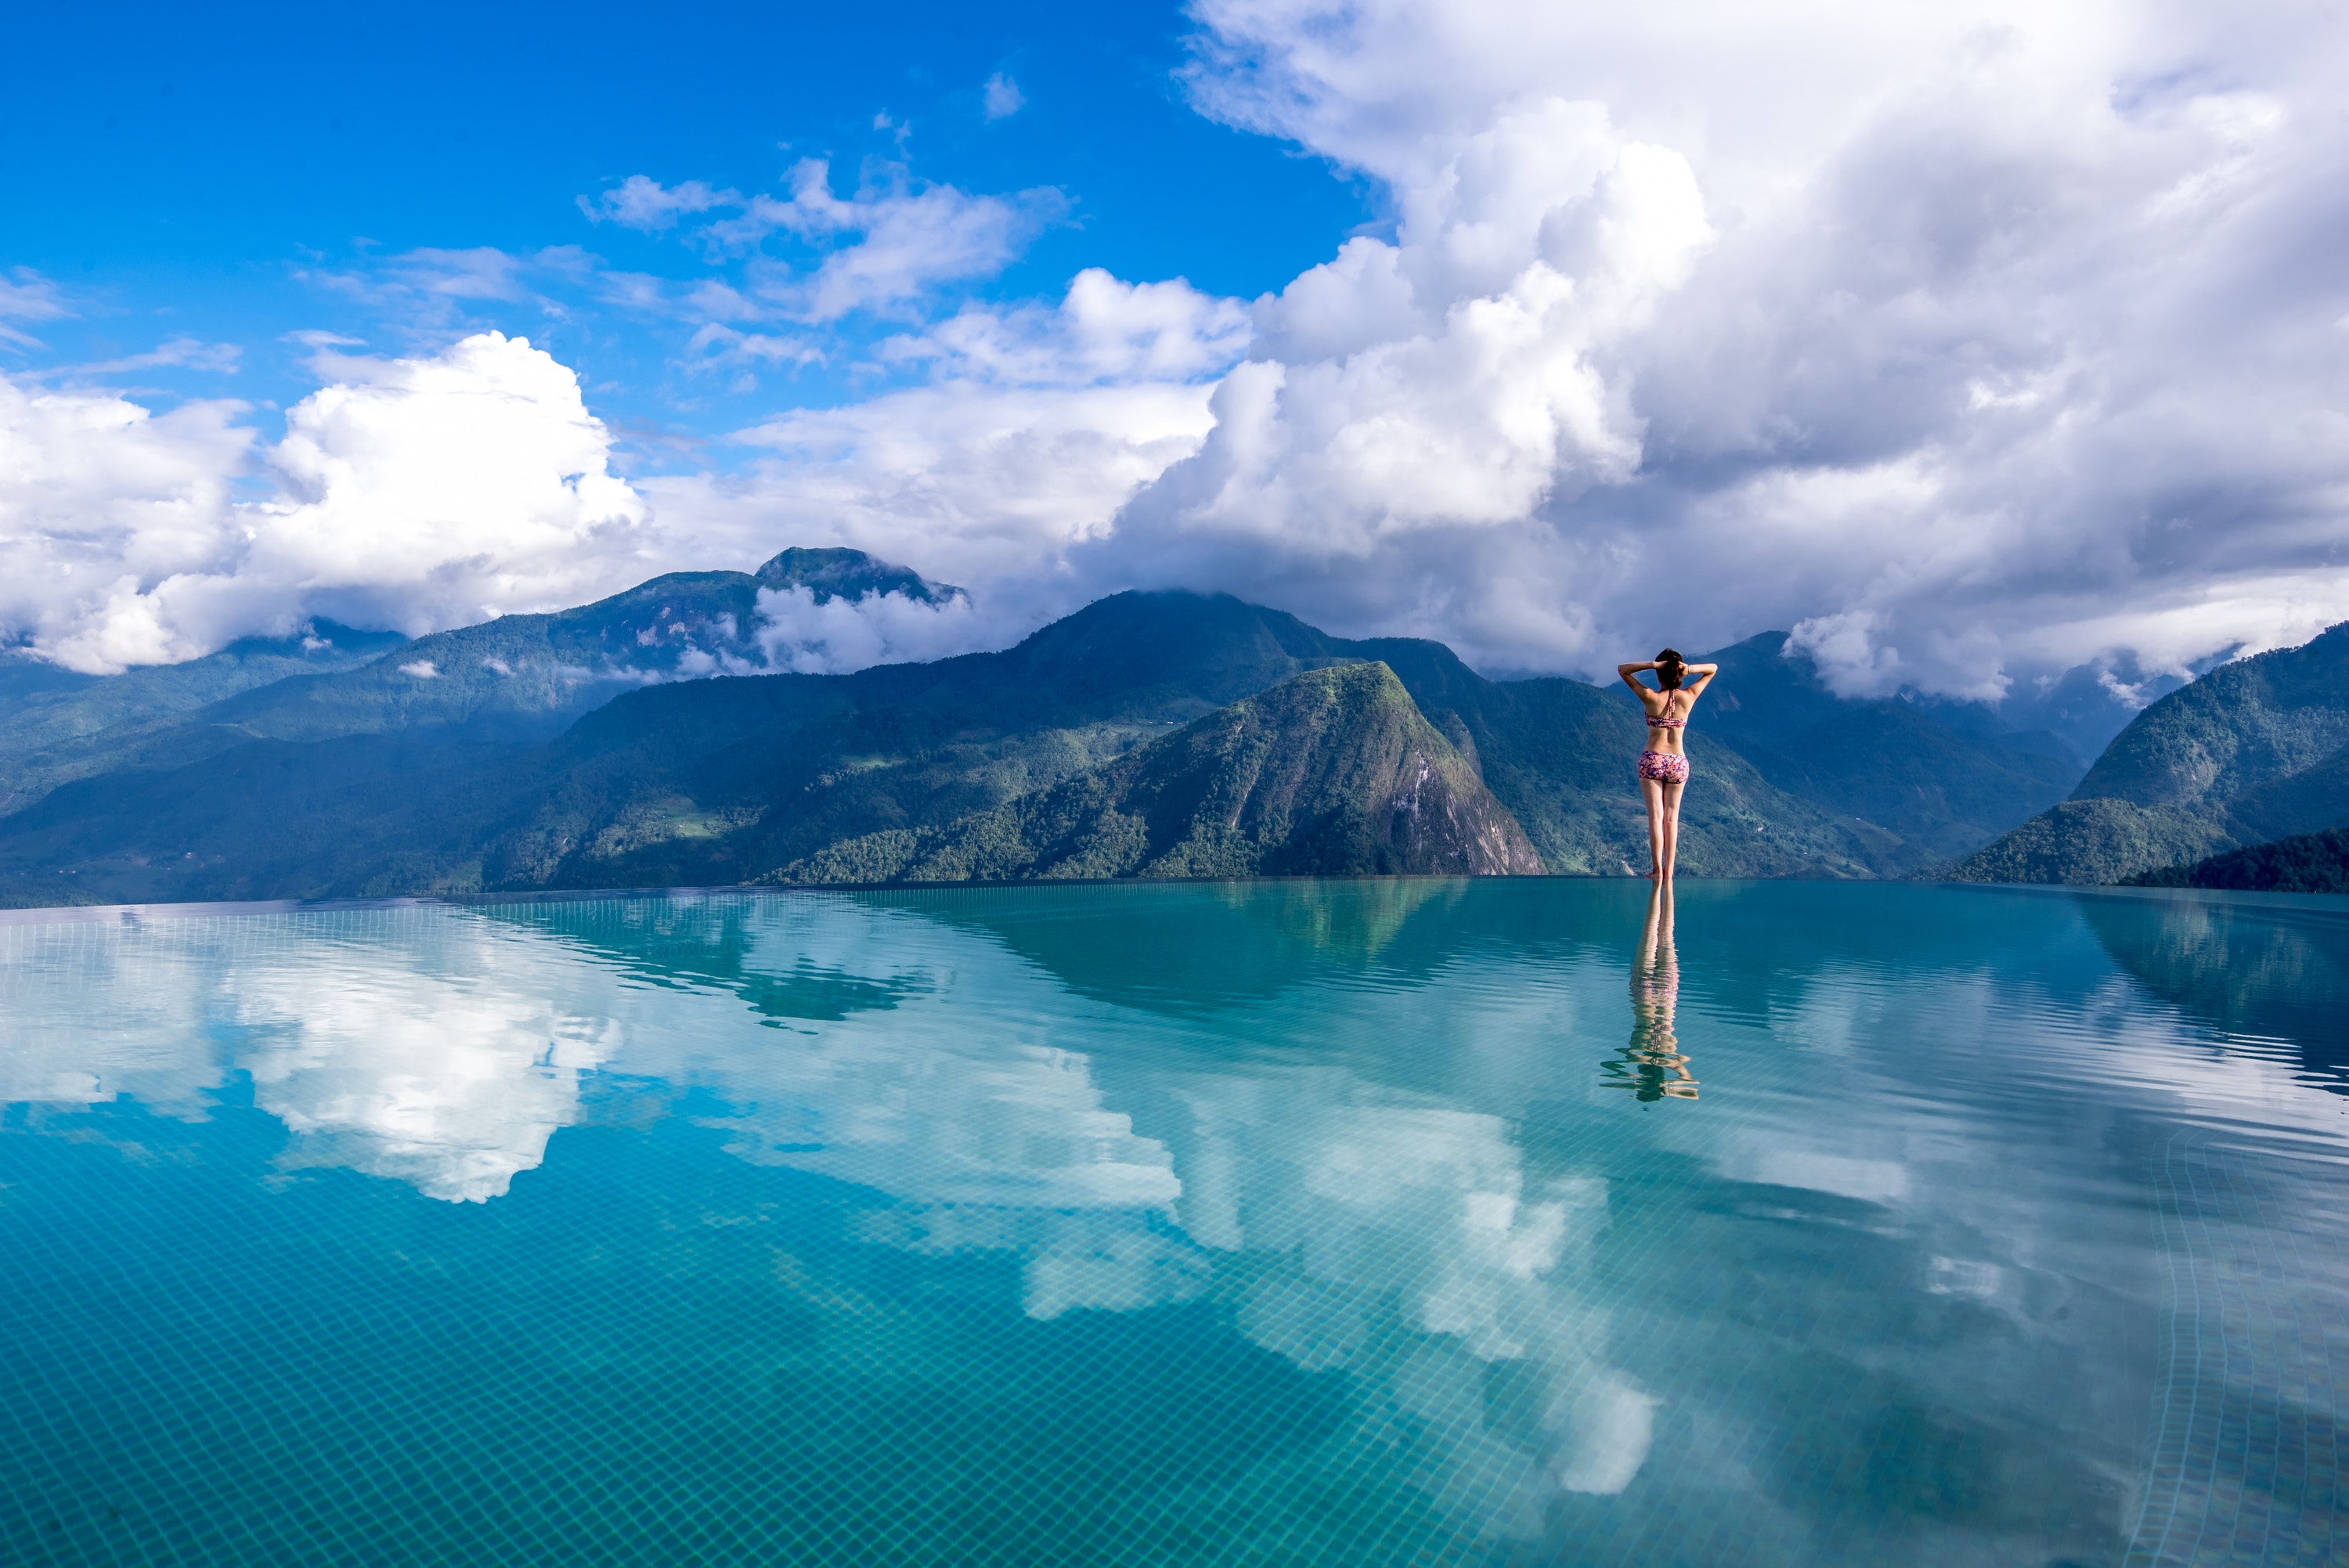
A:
0 878 2343 1567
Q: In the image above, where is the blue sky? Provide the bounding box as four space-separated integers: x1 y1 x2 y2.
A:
3 0 1367 446
4 0 2347 698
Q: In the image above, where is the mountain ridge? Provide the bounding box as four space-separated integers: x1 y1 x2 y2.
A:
1948 622 2349 885
0 563 2150 904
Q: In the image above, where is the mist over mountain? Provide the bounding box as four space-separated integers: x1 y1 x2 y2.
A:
0 549 2246 907
1689 633 2086 864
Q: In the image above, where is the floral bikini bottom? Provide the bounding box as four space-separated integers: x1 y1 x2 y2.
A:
1637 749 1690 784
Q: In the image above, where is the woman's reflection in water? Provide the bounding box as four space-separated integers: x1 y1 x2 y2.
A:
1605 881 1699 1103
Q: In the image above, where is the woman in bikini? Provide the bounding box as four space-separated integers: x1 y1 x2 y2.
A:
1616 649 1717 881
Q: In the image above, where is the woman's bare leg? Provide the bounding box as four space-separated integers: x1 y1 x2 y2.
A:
1660 778 1685 879
1641 777 1666 878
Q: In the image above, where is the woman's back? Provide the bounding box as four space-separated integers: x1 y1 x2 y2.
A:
1643 690 1694 753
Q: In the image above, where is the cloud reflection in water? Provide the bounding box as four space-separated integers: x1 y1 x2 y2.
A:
5 881 2347 1562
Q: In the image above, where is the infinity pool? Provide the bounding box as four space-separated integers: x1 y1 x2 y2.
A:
0 879 2341 1566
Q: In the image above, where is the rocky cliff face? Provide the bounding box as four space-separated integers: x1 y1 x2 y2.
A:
778 662 1545 882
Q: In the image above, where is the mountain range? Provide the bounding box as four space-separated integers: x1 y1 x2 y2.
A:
0 546 2239 907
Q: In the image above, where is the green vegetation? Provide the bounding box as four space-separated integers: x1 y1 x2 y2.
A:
0 623 406 813
771 663 1542 881
2127 827 2349 893
1943 799 2232 886
0 562 2132 905
756 546 963 604
1949 622 2349 885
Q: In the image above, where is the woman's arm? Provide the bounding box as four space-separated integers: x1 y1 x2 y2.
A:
1617 661 1655 692
1684 662 1719 695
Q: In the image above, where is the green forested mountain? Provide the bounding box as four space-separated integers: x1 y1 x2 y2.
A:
1949 622 2349 885
0 563 2116 905
2127 827 2349 894
0 587 1892 903
775 663 1544 881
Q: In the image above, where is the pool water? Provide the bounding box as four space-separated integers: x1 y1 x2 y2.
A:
0 878 2342 1566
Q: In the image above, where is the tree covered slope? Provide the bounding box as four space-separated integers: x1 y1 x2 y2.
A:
0 571 2117 905
1949 622 2349 885
2127 827 2349 894
773 663 1545 882
0 590 1885 902
0 623 408 813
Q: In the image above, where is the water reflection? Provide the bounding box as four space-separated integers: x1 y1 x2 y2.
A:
1605 882 1698 1102
2078 888 2349 1090
2 883 2345 1567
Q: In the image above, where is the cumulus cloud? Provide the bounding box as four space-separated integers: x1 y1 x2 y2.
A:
18 2 2349 700
879 268 1253 386
0 333 659 672
0 271 1239 675
645 270 1254 641
1088 100 1714 671
0 377 258 671
1071 0 2349 693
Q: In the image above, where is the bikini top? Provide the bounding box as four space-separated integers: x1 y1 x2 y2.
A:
1647 705 1687 730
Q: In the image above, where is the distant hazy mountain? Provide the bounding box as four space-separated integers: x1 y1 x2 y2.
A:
776 663 1544 881
0 623 408 814
2127 827 2349 894
175 546 964 751
0 548 959 816
1950 622 2349 884
1690 632 2085 863
0 564 2118 904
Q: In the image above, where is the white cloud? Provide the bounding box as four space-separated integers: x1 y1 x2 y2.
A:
633 269 1253 644
1078 98 1716 670
983 72 1026 121
0 268 73 350
0 377 257 671
0 332 660 672
19 2 2349 698
1027 0 2349 693
751 583 986 673
577 174 739 231
735 160 1067 322
879 268 1252 386
52 338 244 378
385 246 532 301
586 162 1066 323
